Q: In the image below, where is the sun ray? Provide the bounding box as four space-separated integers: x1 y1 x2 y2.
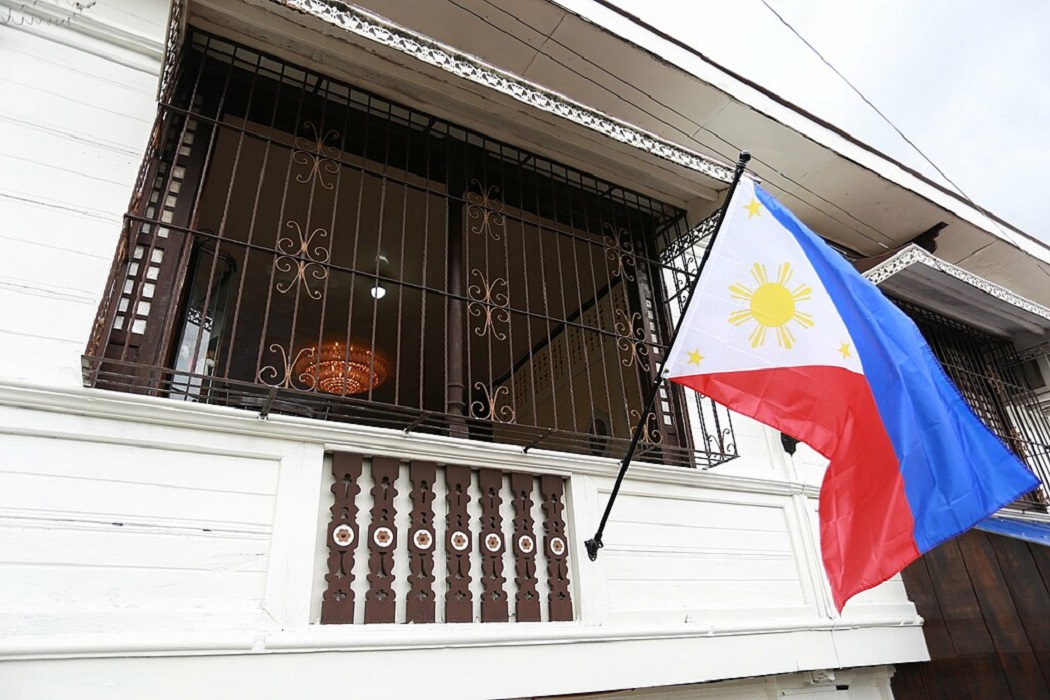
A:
729 309 754 326
749 324 767 348
750 263 769 286
794 311 814 328
777 263 792 286
729 282 754 300
776 326 796 349
792 283 812 301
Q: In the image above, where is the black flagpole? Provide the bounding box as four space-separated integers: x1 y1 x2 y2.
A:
584 150 752 562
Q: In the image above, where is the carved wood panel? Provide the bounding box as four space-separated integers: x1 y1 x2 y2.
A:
321 452 363 624
510 472 541 622
445 464 474 623
407 461 437 624
321 452 573 626
540 474 574 621
478 468 508 622
364 456 399 623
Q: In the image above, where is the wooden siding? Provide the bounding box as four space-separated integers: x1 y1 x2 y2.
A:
892 528 1050 699
0 432 279 629
0 6 161 387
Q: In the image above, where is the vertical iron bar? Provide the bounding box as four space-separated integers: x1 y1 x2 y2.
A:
221 46 277 379
446 152 467 435
585 151 751 561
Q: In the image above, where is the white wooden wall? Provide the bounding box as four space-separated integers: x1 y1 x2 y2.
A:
0 0 166 388
0 385 927 698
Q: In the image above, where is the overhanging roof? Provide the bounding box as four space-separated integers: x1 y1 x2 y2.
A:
186 0 1050 321
862 245 1050 339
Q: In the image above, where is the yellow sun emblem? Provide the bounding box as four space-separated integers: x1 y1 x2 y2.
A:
728 262 814 349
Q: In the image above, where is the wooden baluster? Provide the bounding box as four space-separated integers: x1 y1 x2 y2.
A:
510 472 540 622
407 461 437 624
445 464 473 622
478 469 508 622
321 452 363 624
365 456 399 623
540 474 573 621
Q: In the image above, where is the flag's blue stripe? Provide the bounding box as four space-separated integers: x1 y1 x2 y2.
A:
754 186 1038 553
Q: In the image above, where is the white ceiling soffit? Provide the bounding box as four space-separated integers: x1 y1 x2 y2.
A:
863 245 1050 340
188 0 733 209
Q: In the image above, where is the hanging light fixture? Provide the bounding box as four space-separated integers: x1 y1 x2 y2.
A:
294 341 389 395
371 253 389 300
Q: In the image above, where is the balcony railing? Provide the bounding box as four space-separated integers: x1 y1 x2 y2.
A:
320 451 573 625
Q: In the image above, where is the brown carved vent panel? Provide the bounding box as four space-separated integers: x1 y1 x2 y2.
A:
321 451 573 624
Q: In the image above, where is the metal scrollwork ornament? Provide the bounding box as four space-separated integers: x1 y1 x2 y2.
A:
614 308 651 371
471 382 516 424
292 121 341 190
465 180 506 241
274 221 330 300
603 223 636 282
467 269 510 340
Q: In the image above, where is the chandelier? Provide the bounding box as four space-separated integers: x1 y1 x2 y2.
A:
295 341 389 395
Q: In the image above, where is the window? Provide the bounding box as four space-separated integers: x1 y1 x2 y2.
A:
85 31 736 468
900 300 1050 505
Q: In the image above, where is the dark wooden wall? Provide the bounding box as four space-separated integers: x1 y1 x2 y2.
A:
891 529 1050 699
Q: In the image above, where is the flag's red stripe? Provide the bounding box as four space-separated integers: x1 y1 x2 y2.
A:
671 366 920 610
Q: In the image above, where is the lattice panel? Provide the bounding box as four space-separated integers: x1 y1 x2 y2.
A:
112 112 199 338
320 452 573 624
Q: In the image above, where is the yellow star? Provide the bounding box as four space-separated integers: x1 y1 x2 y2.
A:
743 198 762 219
687 349 704 366
838 341 851 359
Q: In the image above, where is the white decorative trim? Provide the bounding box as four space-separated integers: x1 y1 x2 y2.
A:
0 614 923 659
372 526 394 548
450 530 470 552
159 0 186 101
0 379 817 498
0 0 164 68
269 0 734 184
863 244 1050 323
332 524 354 547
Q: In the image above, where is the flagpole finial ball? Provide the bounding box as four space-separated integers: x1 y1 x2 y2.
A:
738 151 751 163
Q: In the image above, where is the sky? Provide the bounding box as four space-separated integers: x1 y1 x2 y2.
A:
608 0 1050 244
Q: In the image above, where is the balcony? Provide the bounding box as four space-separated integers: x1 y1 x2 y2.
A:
83 31 737 470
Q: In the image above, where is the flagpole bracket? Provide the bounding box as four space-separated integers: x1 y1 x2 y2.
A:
585 537 603 561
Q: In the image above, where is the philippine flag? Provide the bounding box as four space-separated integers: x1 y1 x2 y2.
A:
664 177 1040 611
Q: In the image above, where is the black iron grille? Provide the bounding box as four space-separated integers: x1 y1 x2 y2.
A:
900 301 1050 506
84 31 737 469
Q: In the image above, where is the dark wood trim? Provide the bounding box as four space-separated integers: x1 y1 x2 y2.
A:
364 456 399 624
510 472 541 622
406 460 437 624
478 468 508 622
540 474 573 622
894 530 1050 699
321 452 364 624
444 464 473 623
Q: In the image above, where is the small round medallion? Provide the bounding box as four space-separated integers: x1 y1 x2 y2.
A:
413 529 434 550
332 524 355 547
484 533 502 552
450 530 470 552
373 526 394 548
517 534 535 554
549 536 566 557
